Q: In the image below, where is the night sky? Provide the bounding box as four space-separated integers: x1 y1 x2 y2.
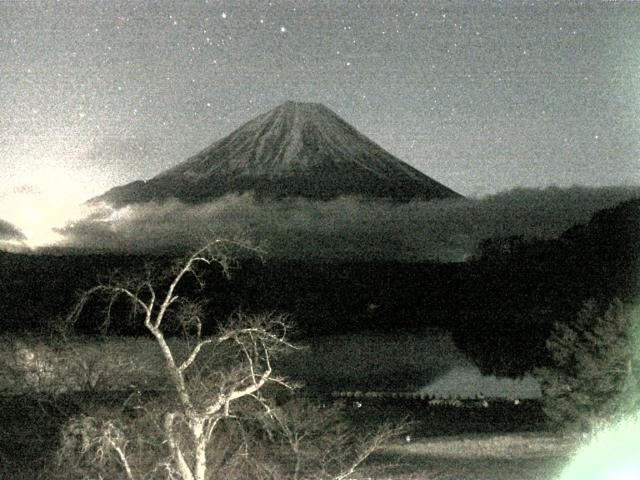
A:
1 0 639 246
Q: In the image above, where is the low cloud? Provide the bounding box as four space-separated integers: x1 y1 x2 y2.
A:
0 218 26 241
55 186 640 261
0 218 27 252
11 184 42 195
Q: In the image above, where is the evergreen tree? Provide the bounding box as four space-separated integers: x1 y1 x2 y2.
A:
536 298 640 432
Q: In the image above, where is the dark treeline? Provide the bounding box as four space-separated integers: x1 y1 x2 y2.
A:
457 197 640 375
1 198 638 376
0 252 466 335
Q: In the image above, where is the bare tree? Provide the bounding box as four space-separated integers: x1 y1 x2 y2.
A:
62 241 296 480
265 397 405 480
59 241 400 480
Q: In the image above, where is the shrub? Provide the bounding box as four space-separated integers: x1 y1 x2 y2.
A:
0 334 167 395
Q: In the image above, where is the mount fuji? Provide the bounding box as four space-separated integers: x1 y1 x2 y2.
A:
91 101 461 206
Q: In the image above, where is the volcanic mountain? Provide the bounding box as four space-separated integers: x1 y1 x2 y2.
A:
92 101 461 206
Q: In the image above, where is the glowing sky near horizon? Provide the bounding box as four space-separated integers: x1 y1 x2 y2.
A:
1 0 640 245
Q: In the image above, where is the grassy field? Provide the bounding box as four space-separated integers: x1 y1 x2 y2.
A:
360 432 574 480
0 392 578 480
342 397 576 479
0 331 542 398
0 333 576 479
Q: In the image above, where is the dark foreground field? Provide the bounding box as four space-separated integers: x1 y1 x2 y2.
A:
361 432 573 480
0 392 575 480
347 398 573 480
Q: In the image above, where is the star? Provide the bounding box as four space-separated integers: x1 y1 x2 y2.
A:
0 0 634 215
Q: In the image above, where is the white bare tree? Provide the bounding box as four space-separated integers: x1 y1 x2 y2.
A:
58 241 400 480
62 241 297 480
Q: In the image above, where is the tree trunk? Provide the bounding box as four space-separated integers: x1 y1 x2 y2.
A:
192 417 208 480
164 412 195 480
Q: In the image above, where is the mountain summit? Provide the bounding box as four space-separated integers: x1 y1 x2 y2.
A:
92 101 461 206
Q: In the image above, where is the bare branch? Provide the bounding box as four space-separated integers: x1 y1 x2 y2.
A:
178 339 213 373
59 239 391 480
332 422 407 480
108 438 135 480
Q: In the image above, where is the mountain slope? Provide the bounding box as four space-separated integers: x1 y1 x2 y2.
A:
92 101 461 206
